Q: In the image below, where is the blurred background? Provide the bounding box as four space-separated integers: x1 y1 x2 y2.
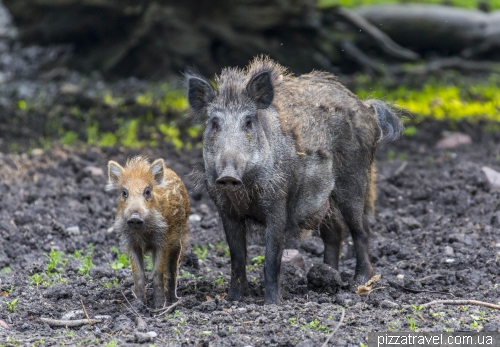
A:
0 0 499 152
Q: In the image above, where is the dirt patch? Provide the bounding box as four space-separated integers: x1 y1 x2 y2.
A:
0 126 499 346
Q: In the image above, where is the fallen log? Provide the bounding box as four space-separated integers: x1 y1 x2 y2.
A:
356 4 496 56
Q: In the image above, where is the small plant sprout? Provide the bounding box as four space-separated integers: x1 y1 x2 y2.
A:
110 247 131 269
193 244 208 260
406 316 417 331
213 272 225 287
29 273 42 289
5 298 19 312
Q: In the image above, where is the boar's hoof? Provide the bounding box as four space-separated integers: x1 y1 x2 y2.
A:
227 285 247 301
353 267 375 286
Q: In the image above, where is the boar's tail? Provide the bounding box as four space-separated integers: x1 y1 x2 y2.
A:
366 99 404 143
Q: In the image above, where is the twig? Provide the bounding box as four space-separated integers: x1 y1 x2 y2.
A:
40 317 102 327
341 40 383 74
80 297 93 327
334 7 419 61
153 299 182 316
321 308 345 347
417 300 500 310
121 291 140 317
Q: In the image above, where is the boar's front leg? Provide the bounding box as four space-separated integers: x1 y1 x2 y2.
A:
221 213 248 301
128 247 146 305
264 207 287 305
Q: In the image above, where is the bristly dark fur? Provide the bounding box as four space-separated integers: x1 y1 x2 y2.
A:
185 55 404 305
365 99 404 142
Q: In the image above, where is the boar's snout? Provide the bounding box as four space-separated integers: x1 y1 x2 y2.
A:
216 166 242 190
127 212 144 228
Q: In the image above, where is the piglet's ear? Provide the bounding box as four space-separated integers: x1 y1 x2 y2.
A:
187 75 215 113
150 159 165 186
246 71 274 109
106 161 124 191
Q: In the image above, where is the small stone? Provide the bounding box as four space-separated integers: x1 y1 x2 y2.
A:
396 274 404 280
281 249 305 271
436 132 472 149
134 331 152 343
94 315 111 320
482 167 500 188
401 216 421 230
444 246 454 257
380 300 399 309
189 214 201 222
146 331 158 338
65 226 80 236
60 83 81 95
83 166 104 177
135 316 147 332
495 243 500 248
107 227 114 233
61 310 84 320
31 148 44 156
445 258 455 263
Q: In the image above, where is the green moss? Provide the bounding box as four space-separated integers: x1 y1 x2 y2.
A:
60 131 79 146
356 77 500 123
318 0 500 10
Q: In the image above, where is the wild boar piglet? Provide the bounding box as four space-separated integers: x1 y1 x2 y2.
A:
107 156 189 308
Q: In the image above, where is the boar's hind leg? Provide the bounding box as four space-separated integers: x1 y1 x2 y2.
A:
320 208 346 270
165 239 183 304
129 247 146 305
221 214 248 301
336 196 375 284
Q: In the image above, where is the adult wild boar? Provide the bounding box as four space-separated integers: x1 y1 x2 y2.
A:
186 56 402 305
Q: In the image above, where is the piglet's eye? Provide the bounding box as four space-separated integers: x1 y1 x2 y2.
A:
143 187 152 199
245 118 253 129
122 189 128 199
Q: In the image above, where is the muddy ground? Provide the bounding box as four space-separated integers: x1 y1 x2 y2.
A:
0 2 500 346
0 122 499 347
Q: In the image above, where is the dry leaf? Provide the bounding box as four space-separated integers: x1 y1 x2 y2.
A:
222 308 232 313
364 274 382 287
0 291 8 297
0 319 9 329
206 295 212 301
355 274 382 295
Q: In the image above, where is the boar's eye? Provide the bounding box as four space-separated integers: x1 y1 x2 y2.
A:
143 187 152 199
122 189 128 199
210 118 219 131
245 117 253 130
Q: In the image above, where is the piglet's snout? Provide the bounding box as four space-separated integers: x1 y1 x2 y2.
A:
127 212 144 228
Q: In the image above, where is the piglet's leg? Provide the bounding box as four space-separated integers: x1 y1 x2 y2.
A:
128 247 146 305
152 247 168 309
165 238 183 304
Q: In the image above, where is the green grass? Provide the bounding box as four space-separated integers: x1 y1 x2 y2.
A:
356 76 500 123
318 0 500 10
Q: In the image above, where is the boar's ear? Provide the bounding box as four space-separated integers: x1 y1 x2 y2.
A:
106 161 124 191
246 71 274 109
187 75 215 113
150 159 165 186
